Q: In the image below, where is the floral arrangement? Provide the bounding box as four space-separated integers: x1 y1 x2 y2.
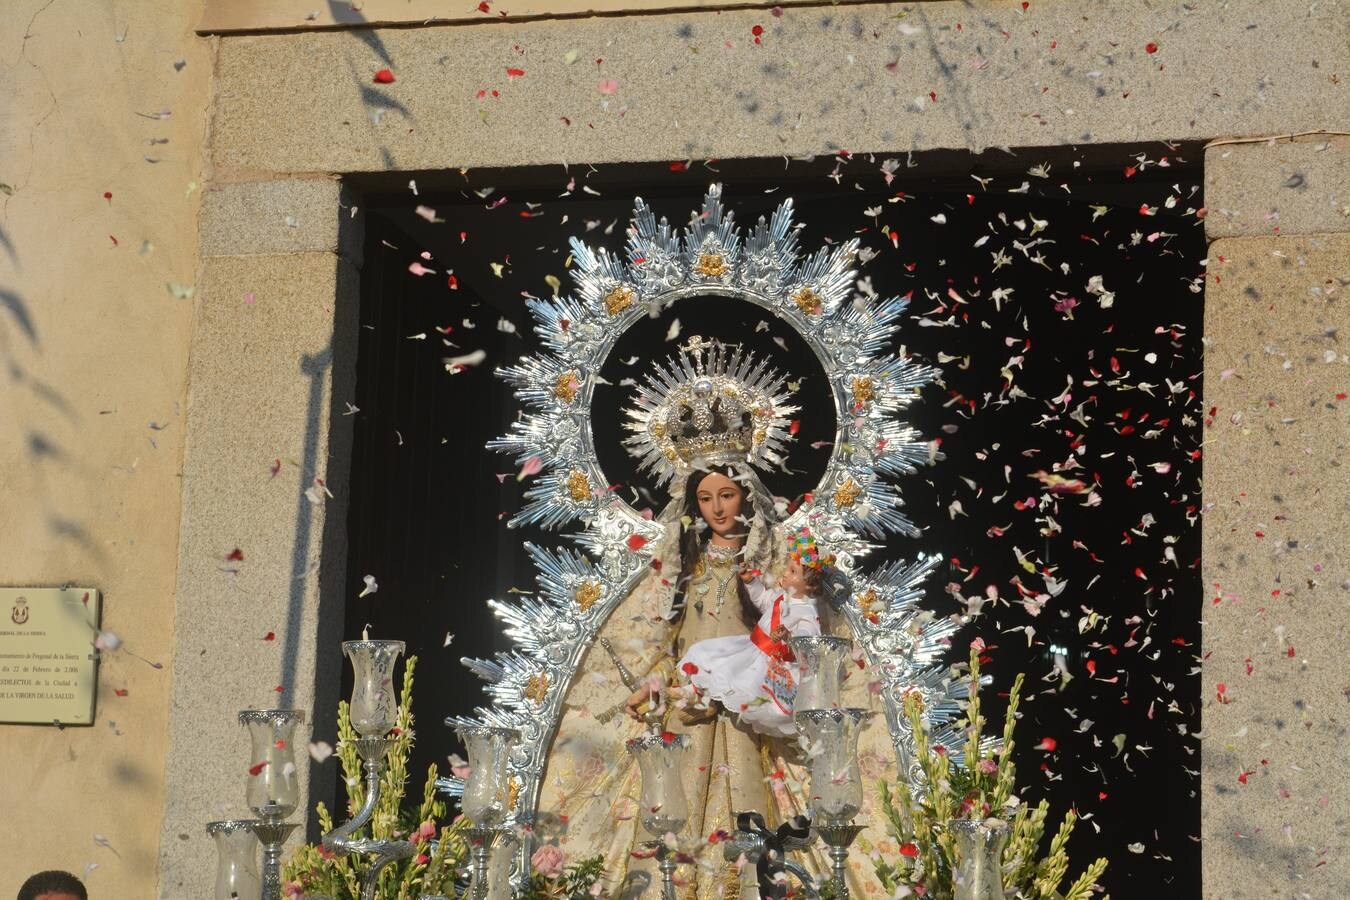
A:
872 646 1109 900
282 655 468 899
282 654 606 900
524 846 606 900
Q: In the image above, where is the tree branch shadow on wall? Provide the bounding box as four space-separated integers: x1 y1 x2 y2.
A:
3 253 100 564
332 2 412 173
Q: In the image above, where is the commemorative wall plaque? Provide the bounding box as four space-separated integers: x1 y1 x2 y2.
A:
0 587 101 725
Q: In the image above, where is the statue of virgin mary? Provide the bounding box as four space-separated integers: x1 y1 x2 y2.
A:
529 338 901 899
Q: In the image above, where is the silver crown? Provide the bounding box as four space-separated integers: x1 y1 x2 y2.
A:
623 336 798 485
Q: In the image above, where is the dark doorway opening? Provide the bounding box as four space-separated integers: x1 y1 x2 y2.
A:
343 146 1204 896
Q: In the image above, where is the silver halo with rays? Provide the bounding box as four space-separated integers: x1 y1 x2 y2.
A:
439 184 979 868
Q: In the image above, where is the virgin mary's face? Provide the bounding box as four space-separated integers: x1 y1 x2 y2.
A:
695 471 744 540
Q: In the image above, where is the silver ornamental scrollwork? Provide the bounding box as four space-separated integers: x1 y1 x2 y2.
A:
449 184 985 875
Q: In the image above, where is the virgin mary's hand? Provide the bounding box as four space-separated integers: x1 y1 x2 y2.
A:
624 686 652 721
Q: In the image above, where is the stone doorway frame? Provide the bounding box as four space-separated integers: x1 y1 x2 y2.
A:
159 4 1348 897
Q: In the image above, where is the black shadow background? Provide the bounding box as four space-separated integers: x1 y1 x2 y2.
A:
342 149 1204 895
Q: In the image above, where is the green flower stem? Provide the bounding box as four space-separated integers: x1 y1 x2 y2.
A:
872 652 1107 900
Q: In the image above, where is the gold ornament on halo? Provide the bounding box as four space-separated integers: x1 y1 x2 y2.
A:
791 286 823 315
555 371 580 404
574 581 602 611
852 376 877 405
566 470 592 502
524 673 550 703
857 589 880 620
693 251 729 277
834 477 862 508
506 776 521 810
603 285 635 316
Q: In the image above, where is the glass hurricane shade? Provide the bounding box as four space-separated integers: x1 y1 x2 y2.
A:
795 707 868 825
455 724 519 828
343 639 405 737
239 709 305 819
626 733 691 837
207 819 261 900
950 819 1010 900
788 635 853 712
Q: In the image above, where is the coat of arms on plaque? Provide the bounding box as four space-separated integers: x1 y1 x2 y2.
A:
10 597 28 625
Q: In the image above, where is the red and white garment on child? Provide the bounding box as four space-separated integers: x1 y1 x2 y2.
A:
677 578 821 738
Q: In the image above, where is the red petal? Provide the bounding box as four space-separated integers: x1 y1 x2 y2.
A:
248 761 268 776
627 534 648 551
899 842 919 857
681 662 699 675
373 68 396 84
1036 736 1058 752
226 547 245 561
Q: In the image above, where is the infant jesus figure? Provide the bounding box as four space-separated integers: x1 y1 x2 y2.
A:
674 528 834 737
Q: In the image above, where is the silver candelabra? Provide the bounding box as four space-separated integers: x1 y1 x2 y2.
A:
238 708 306 900
318 641 415 900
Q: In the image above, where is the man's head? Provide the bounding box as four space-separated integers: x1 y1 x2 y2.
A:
17 871 86 900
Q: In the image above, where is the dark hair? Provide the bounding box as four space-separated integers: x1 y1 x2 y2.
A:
18 871 87 900
794 559 826 595
675 465 761 629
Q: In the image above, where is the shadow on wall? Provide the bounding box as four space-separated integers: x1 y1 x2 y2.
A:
281 240 363 842
0 215 105 564
334 0 411 171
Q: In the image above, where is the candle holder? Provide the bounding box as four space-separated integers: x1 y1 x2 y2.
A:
626 733 690 900
795 707 869 900
319 640 415 900
240 709 305 900
455 723 520 900
207 819 262 900
788 635 853 712
723 814 817 900
949 819 1010 900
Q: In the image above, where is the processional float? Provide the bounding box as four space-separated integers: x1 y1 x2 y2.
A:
437 185 986 899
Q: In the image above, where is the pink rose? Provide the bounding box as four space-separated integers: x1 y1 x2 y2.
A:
858 750 887 779
577 752 606 780
531 843 567 879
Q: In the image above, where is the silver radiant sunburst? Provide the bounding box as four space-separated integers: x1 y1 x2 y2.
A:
444 184 975 848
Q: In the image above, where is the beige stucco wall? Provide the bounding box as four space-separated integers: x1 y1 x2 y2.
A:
0 1 211 897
